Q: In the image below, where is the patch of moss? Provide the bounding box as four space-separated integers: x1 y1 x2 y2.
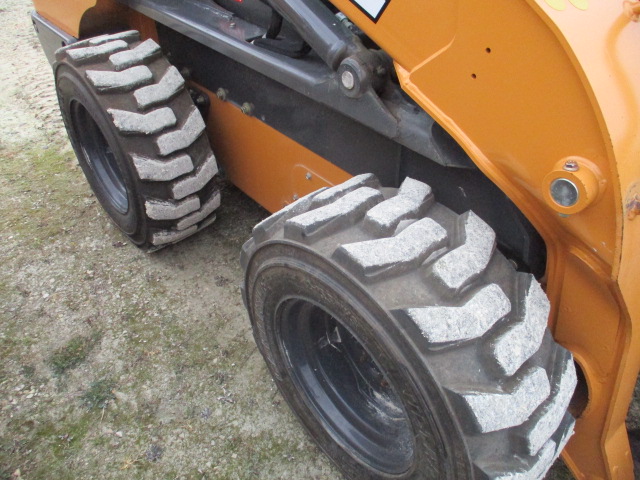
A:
20 364 36 379
0 409 94 480
81 378 116 410
48 332 101 375
0 146 85 248
199 430 316 480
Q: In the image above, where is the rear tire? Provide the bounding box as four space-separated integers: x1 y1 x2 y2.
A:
55 31 220 249
242 174 577 479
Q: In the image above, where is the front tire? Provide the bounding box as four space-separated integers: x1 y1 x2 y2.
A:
242 174 577 479
55 31 220 249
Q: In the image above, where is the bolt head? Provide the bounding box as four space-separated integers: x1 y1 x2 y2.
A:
216 88 228 101
563 160 580 172
240 102 253 115
341 70 355 90
305 173 312 180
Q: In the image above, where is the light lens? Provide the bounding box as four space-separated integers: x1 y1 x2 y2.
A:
550 178 579 207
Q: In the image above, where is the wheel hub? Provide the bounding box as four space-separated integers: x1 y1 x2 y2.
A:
70 100 129 214
278 298 414 474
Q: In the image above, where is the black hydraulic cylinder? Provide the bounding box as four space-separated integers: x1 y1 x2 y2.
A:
267 0 361 70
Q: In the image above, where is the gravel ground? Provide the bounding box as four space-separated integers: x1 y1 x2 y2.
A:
0 1 637 479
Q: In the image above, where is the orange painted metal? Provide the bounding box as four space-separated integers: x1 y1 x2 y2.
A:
541 158 605 216
327 0 640 478
31 0 96 38
31 0 156 40
533 4 640 477
202 91 352 212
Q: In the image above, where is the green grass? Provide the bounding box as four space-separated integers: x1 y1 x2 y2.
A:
81 378 117 410
0 144 87 248
48 332 101 375
1 408 94 480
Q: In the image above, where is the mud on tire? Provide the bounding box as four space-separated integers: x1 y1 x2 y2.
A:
55 31 220 249
242 174 577 479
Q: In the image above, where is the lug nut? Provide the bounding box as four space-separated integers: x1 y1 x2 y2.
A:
341 70 355 90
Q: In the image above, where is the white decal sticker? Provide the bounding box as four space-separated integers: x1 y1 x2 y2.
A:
352 0 389 21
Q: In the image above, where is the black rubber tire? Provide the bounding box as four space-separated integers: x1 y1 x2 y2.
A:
242 174 577 480
55 31 220 249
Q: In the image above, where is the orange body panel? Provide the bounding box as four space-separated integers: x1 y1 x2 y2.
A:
31 0 96 38
203 92 351 212
32 0 157 40
31 0 640 478
327 0 640 478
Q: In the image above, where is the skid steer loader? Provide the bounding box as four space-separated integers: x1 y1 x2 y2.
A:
29 0 640 478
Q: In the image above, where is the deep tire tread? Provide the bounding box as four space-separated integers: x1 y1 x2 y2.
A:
242 174 576 479
56 34 220 249
109 38 162 70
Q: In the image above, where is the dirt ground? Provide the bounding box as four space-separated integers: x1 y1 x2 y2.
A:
0 1 637 479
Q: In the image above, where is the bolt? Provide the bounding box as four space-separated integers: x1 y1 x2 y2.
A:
230 22 236 29
293 194 299 201
305 173 312 180
240 102 254 115
216 88 228 101
563 160 580 172
195 95 207 106
341 70 355 90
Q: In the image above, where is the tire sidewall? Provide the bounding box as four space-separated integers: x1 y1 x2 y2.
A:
55 63 147 243
246 242 473 480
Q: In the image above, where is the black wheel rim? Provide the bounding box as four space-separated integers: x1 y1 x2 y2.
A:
70 100 129 214
278 298 414 475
